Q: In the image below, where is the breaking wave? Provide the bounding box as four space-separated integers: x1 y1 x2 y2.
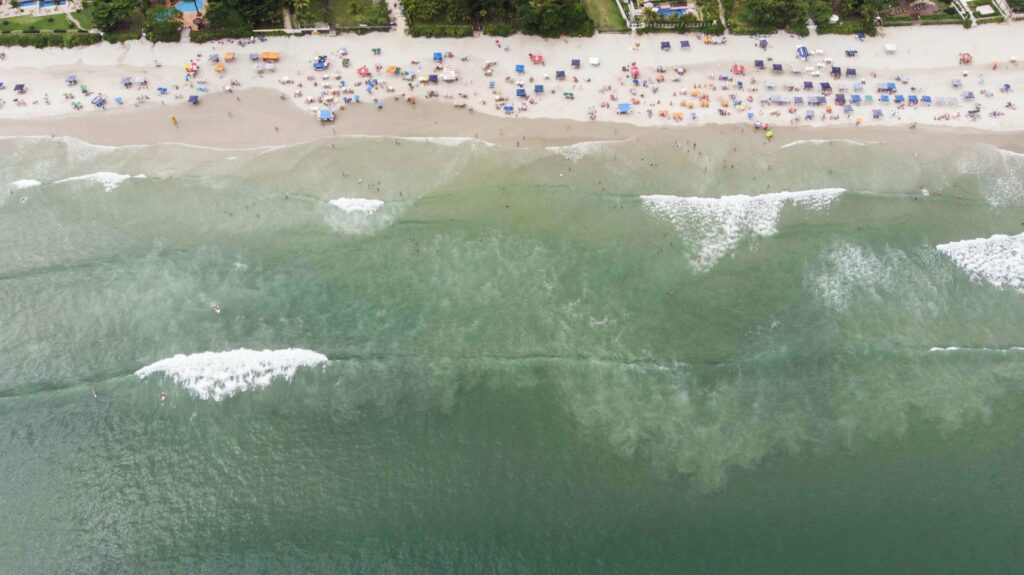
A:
936 232 1024 292
135 348 328 401
641 188 845 271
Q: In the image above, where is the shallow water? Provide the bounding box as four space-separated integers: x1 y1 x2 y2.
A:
1 134 1023 573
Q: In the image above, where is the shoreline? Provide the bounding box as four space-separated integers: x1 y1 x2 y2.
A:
0 24 1021 140
3 87 1023 152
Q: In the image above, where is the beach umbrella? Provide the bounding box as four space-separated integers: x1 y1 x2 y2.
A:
188 95 199 104
318 108 334 122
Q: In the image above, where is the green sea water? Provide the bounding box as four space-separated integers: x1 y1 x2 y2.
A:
1 134 1022 574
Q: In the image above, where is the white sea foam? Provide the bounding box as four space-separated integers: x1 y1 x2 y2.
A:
9 179 41 190
929 346 1024 353
936 232 1024 292
135 348 328 401
395 136 496 147
546 139 633 161
997 148 1024 159
55 172 146 192
641 188 845 272
329 197 385 214
780 139 874 150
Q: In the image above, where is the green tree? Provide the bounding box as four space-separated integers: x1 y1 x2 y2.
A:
92 0 141 32
809 0 832 23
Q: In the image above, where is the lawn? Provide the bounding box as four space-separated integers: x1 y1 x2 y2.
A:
72 3 97 30
583 0 628 30
295 0 389 28
0 13 74 32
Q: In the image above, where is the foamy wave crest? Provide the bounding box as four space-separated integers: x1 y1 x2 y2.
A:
807 243 904 310
397 136 495 148
546 139 631 161
936 232 1024 292
135 348 328 401
9 179 41 190
329 197 384 214
780 139 874 150
997 148 1024 159
55 172 146 192
641 188 845 271
957 147 1024 206
929 346 1024 353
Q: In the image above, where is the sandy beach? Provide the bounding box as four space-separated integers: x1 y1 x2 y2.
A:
0 23 1022 145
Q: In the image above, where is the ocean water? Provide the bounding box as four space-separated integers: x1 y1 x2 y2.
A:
1 133 1023 574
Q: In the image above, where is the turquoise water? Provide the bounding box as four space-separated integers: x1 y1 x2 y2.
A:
174 0 203 12
1 134 1022 573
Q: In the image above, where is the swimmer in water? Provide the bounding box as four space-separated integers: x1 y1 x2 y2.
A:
211 303 222 314
160 391 166 402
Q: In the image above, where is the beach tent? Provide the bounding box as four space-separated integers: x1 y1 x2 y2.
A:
885 44 896 54
260 52 279 62
794 96 805 104
433 52 443 62
215 63 225 73
880 94 890 103
661 41 671 51
503 105 514 114
120 77 132 87
886 82 897 91
796 46 810 60
249 53 260 61
318 108 334 122
831 66 841 78
555 70 566 80
948 97 959 106
114 96 123 105
803 81 813 90
845 50 858 57
188 95 199 104
265 63 276 71
571 59 581 69
758 39 768 49
65 75 77 86
530 53 544 64
157 87 168 95
851 94 862 104
908 95 918 105
488 80 495 89
772 64 783 73
224 52 235 62
872 109 883 118
835 94 845 104
209 54 219 63
843 104 853 113
428 74 438 83
589 57 600 67
680 40 690 48
732 64 745 75
442 69 458 82
515 64 525 74
846 68 856 77
894 94 905 104
864 95 873 104
755 60 765 70
963 91 975 100
820 82 832 93
357 66 371 77
857 32 866 40
951 78 963 87
617 103 632 114
853 82 864 92
14 83 26 93
805 110 815 120
516 88 527 97
534 84 544 94
91 96 105 107
135 76 147 85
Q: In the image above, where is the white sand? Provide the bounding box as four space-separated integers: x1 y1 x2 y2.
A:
0 25 1021 133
